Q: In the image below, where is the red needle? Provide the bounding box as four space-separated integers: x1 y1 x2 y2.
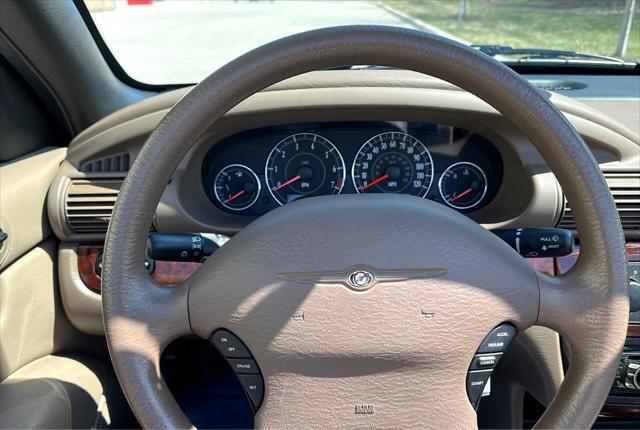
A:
272 175 301 191
224 189 245 204
450 187 473 203
360 174 390 191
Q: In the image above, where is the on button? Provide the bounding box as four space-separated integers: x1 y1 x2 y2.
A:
210 330 252 358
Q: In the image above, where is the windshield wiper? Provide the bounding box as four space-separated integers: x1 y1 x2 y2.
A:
473 45 636 68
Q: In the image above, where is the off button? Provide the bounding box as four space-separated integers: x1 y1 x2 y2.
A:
478 324 517 353
210 329 251 358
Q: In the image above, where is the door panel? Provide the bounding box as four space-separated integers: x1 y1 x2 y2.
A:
0 147 65 270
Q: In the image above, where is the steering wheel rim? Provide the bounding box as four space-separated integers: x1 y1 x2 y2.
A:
102 26 628 429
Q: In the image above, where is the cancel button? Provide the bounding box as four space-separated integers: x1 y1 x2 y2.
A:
470 352 503 370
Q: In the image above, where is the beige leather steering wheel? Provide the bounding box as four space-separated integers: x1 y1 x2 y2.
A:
102 26 628 429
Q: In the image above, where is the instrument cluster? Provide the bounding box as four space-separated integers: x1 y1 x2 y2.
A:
202 122 503 216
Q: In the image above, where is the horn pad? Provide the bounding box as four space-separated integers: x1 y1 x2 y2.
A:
187 194 539 427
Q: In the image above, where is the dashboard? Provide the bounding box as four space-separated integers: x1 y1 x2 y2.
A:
35 67 640 423
202 122 502 216
49 70 638 245
44 68 639 345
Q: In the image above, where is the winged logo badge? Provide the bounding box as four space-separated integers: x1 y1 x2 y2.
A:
278 265 447 291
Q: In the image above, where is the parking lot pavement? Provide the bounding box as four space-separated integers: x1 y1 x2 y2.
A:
90 1 425 84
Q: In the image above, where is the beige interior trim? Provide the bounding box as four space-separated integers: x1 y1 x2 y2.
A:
0 147 66 270
0 354 106 428
47 79 638 242
0 240 70 379
57 242 104 335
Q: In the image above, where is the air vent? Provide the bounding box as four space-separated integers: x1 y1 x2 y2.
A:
65 179 122 233
559 170 640 230
80 153 130 173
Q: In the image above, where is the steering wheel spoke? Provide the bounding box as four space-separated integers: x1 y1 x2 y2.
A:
534 263 629 428
102 264 192 428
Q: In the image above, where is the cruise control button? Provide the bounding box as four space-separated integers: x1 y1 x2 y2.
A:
210 330 251 358
470 353 502 370
228 358 260 374
478 324 517 353
238 374 264 409
467 370 492 408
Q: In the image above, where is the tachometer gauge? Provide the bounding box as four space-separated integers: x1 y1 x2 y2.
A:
352 131 434 197
266 133 346 205
439 162 488 210
214 164 261 211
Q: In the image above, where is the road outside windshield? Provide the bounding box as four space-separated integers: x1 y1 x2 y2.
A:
85 0 639 85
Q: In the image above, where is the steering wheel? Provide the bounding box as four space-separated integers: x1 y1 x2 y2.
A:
102 26 628 429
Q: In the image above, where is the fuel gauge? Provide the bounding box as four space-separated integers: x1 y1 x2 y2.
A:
439 162 488 210
214 164 261 211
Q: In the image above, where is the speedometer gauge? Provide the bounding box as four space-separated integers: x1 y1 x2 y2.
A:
266 133 346 205
352 131 434 197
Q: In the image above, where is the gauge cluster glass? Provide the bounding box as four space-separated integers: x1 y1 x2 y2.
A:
202 122 502 216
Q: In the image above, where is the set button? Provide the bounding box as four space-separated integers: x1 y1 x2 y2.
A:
210 329 264 410
238 374 264 408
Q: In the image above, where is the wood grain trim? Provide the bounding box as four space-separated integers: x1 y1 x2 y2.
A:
557 242 640 275
152 261 202 287
600 403 640 419
78 247 102 292
628 324 640 338
527 258 555 276
78 246 202 292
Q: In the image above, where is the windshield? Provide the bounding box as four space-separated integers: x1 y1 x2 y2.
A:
84 0 639 85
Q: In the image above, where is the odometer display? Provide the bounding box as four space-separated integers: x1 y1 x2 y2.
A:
265 133 346 205
352 131 434 197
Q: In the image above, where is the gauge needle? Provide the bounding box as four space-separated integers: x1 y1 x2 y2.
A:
224 190 246 204
450 187 473 203
360 174 390 191
272 175 301 191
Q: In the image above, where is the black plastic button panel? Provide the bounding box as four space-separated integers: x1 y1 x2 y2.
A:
467 323 516 409
477 324 517 353
210 329 264 410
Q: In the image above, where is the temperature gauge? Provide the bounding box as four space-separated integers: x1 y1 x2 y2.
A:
214 164 261 211
439 162 488 210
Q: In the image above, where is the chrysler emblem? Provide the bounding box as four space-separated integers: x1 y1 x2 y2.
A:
278 265 447 292
348 270 374 290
